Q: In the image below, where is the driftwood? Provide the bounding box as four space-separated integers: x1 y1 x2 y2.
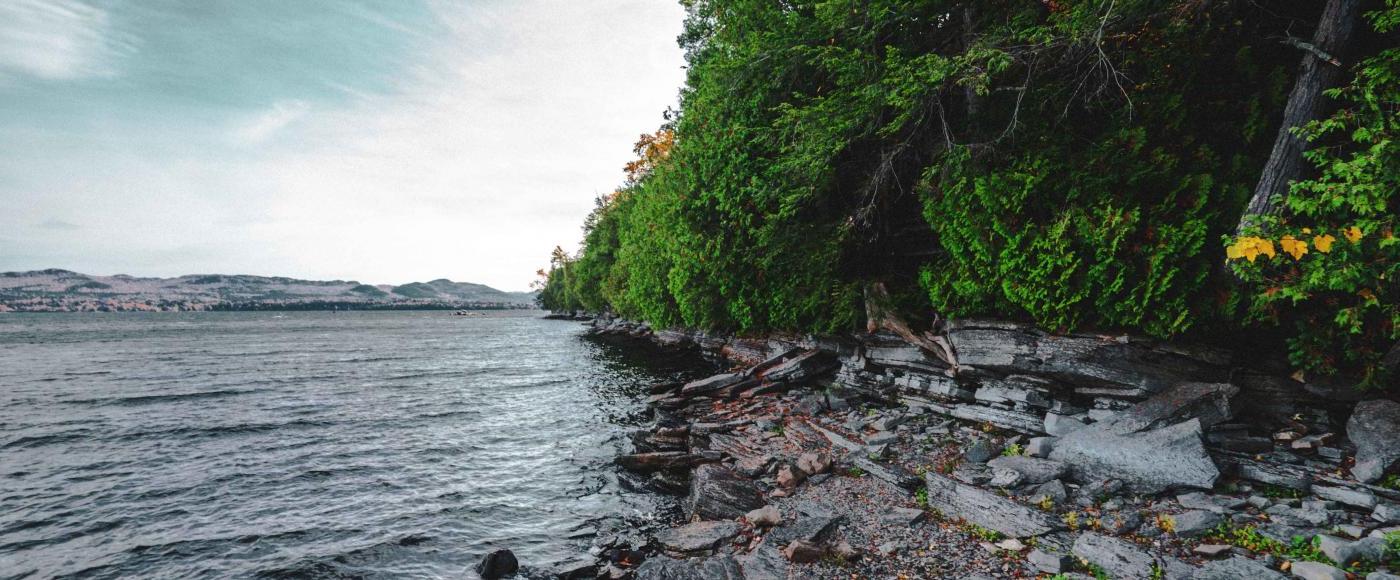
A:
864 282 958 370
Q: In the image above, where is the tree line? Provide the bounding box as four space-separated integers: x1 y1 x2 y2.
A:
538 0 1399 388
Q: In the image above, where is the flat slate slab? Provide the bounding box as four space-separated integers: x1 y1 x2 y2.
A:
1050 418 1219 494
923 473 1061 538
1072 532 1157 579
655 521 743 555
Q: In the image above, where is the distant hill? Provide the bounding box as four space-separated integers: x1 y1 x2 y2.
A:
0 269 537 312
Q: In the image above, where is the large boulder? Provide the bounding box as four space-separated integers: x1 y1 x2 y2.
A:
1050 418 1219 494
1347 399 1400 483
1047 382 1238 494
923 473 1062 538
688 465 765 520
655 521 743 555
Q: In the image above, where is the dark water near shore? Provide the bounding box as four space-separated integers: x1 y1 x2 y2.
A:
0 311 707 579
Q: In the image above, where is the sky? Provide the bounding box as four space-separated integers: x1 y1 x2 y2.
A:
0 0 687 291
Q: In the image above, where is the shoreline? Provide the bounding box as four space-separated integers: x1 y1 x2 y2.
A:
555 315 1400 579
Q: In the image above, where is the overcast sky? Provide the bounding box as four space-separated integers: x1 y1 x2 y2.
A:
0 0 686 291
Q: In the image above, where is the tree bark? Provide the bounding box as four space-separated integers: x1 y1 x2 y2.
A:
1236 0 1363 235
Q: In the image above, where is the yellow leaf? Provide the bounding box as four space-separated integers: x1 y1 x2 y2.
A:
1258 239 1276 259
1280 235 1308 260
1344 226 1364 243
1301 227 1312 234
1313 234 1335 253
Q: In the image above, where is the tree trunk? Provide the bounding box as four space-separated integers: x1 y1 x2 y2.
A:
1236 0 1363 234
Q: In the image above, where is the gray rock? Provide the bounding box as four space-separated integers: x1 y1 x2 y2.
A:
865 431 898 446
681 372 746 396
990 468 1023 488
1072 532 1157 579
1172 510 1224 537
635 555 744 580
654 521 742 555
880 507 927 527
1316 534 1359 565
1348 399 1400 483
1102 511 1144 534
1050 418 1219 494
688 465 765 520
1045 412 1090 436
924 472 1062 538
554 557 598 580
987 456 1070 485
1313 485 1378 510
1249 495 1272 510
1027 436 1056 458
964 439 1001 464
1190 556 1286 579
1177 492 1227 514
1031 479 1070 505
734 544 785 580
766 516 839 546
475 549 519 580
871 414 907 431
1367 573 1400 580
850 456 922 490
946 321 1230 397
1375 502 1400 524
1028 548 1072 574
1289 561 1348 580
1349 536 1389 563
1094 382 1237 433
1192 544 1232 558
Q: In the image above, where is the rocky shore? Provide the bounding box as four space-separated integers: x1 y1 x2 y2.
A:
528 316 1400 579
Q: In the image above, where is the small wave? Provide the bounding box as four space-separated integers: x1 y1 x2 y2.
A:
112 419 339 443
68 388 268 407
2 431 91 450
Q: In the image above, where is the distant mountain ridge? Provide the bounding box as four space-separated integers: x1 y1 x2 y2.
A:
0 269 537 312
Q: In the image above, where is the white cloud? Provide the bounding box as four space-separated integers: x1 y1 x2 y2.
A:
0 0 134 80
0 0 686 291
231 101 311 145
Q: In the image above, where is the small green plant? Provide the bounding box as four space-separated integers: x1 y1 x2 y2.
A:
1156 513 1176 534
1036 495 1055 511
1150 562 1165 580
914 486 929 508
847 466 866 478
966 524 1004 542
1384 530 1400 559
1208 524 1336 565
1002 443 1024 457
1257 483 1304 499
1380 474 1400 491
769 424 784 436
1081 560 1110 580
1062 511 1080 531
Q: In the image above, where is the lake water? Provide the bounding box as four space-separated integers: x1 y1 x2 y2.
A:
0 311 707 579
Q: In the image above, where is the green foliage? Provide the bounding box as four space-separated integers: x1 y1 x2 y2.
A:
1001 443 1024 457
914 486 929 508
539 1 1397 387
1208 524 1334 565
1229 1 1400 387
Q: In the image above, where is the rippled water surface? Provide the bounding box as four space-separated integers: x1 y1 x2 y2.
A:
0 311 707 579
